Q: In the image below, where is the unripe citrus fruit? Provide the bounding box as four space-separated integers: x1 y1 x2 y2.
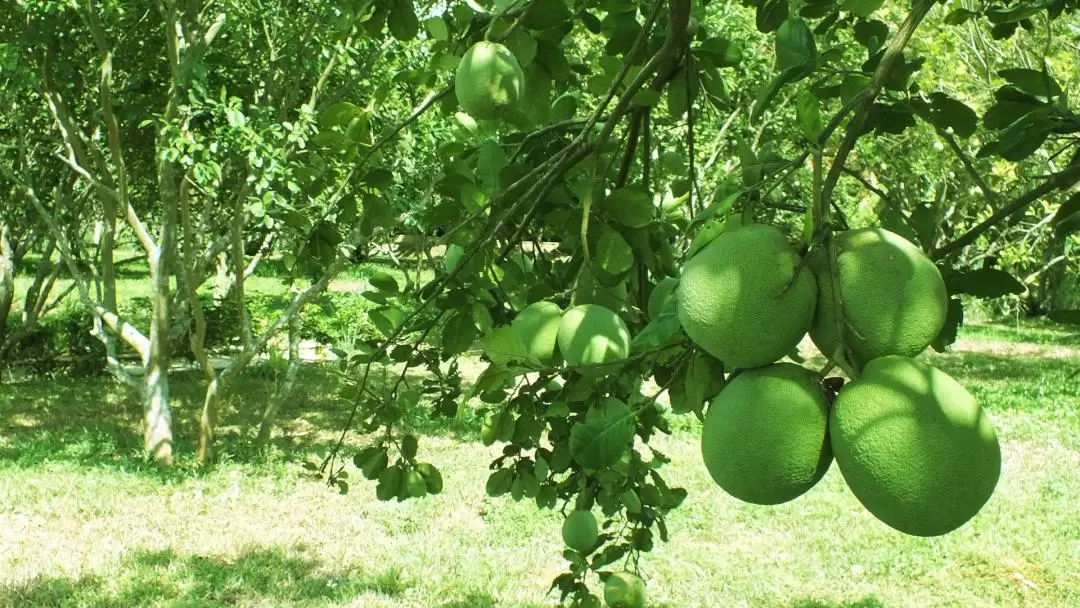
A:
700 362 832 505
561 510 599 554
830 356 1001 536
677 223 816 369
557 304 631 369
810 227 947 366
603 571 646 608
455 41 525 120
512 301 562 364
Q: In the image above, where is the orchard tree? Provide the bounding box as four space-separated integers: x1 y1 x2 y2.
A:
3 0 1080 605
312 0 1080 605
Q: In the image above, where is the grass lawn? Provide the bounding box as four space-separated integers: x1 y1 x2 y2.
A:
0 321 1077 607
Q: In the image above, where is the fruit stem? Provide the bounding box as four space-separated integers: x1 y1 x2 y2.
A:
810 150 858 379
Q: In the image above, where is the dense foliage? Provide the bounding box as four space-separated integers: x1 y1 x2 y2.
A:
2 0 1079 604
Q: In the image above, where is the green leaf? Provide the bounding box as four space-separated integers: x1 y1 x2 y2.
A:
868 103 915 135
775 18 817 74
424 17 449 41
632 89 662 108
376 466 404 501
595 228 634 275
757 0 790 33
983 87 1044 130
932 298 964 352
368 270 399 292
442 309 477 354
569 398 636 469
853 19 888 53
669 351 711 415
795 89 822 140
977 112 1051 161
477 140 508 192
388 0 419 41
486 469 514 497
552 94 577 121
1051 193 1080 224
842 0 884 18
400 435 419 460
947 268 1026 298
632 295 684 352
369 307 404 338
687 219 726 259
356 447 389 480
751 66 805 121
667 68 689 117
697 37 744 68
319 102 366 129
482 326 530 365
999 67 1063 100
503 29 537 67
926 93 978 138
944 8 978 25
362 168 394 189
601 188 655 228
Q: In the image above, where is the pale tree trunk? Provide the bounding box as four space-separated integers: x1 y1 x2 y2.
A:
144 244 174 463
0 224 14 352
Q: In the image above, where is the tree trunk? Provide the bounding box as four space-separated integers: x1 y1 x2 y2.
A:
256 290 302 447
1036 231 1070 313
0 224 14 355
144 245 174 464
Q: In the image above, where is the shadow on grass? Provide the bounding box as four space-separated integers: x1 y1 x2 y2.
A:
0 545 416 608
0 361 484 476
962 321 1079 348
930 349 1078 409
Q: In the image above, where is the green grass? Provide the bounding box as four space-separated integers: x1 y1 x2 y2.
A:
1 322 1078 607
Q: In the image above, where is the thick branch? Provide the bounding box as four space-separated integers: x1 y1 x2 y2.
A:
820 0 937 208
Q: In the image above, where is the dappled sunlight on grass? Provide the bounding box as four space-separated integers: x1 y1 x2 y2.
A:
0 322 1078 606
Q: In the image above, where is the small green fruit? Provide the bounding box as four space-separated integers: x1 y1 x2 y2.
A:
512 301 563 364
557 304 631 370
455 41 525 120
603 572 646 608
561 510 599 554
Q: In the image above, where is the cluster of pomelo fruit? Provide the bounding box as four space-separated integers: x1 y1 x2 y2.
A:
677 223 1001 537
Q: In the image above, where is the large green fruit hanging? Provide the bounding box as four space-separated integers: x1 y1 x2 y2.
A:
810 227 947 366
700 363 832 505
677 223 817 369
830 356 1001 536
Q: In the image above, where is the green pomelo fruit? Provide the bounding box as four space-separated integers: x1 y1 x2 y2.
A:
561 510 599 554
676 223 817 369
512 301 562 363
557 304 631 369
700 362 832 505
603 572 646 608
455 41 525 120
830 355 1001 536
647 276 679 319
810 227 947 366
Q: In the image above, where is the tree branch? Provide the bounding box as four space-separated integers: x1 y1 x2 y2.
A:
932 164 1080 259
